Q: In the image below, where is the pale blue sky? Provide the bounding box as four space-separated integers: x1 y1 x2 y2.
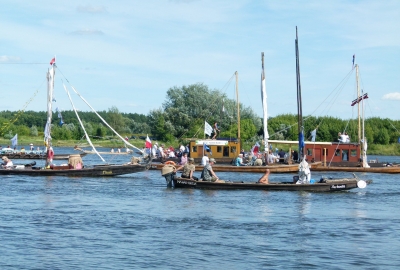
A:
1 0 399 120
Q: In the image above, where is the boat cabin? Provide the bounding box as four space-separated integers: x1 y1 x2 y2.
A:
269 139 361 166
188 138 240 161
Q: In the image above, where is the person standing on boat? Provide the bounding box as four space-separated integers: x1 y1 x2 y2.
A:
201 158 223 182
211 122 220 140
175 157 198 180
258 169 270 184
2 156 13 169
201 154 209 166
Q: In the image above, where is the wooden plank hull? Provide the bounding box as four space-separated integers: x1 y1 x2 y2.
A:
151 163 320 173
311 165 400 174
1 153 87 160
171 177 372 192
0 159 151 177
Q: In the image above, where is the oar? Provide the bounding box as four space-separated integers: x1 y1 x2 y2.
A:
352 173 367 189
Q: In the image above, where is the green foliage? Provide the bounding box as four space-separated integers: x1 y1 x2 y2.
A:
30 125 38 136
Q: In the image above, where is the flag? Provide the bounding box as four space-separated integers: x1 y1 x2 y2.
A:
204 143 212 155
204 121 213 136
50 57 56 65
310 129 317 142
351 93 368 106
251 142 260 155
145 134 152 148
352 54 355 68
222 99 225 113
11 134 18 148
299 131 305 149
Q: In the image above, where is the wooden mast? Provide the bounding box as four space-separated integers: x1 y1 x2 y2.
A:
295 26 304 160
236 71 240 140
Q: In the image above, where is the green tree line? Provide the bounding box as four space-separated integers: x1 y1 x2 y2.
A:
1 83 400 147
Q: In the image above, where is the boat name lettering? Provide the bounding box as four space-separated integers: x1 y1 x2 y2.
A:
177 180 196 185
331 184 346 189
102 171 113 175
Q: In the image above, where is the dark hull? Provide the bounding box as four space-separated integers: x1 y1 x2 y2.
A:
1 153 87 160
0 160 151 177
171 177 371 192
151 162 319 173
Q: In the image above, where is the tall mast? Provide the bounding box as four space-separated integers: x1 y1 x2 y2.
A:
44 63 55 148
356 64 361 145
236 71 240 140
261 52 268 153
295 26 304 160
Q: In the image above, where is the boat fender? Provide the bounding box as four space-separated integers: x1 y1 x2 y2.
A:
161 164 176 176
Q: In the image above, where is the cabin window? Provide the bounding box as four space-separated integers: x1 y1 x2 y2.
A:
351 149 357 157
342 150 349 161
223 146 229 157
192 146 197 153
335 149 340 156
307 148 312 156
217 146 222 153
230 146 237 154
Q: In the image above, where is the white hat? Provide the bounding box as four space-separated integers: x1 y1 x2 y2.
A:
30 143 33 146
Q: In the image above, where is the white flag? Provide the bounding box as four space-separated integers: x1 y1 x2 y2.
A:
11 134 18 147
310 129 317 142
204 121 213 136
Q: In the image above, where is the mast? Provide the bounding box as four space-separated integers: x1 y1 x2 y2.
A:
44 61 55 149
236 71 240 140
295 26 304 160
356 64 361 145
261 52 269 153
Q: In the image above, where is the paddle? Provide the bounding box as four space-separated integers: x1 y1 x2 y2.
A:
352 173 367 189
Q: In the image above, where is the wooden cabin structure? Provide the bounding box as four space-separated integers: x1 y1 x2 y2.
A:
188 138 241 163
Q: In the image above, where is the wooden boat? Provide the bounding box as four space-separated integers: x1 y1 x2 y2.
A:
150 162 317 173
169 176 372 192
311 165 400 174
0 58 150 177
0 157 151 176
1 151 87 160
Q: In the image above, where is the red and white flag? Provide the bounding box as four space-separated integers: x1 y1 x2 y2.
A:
50 57 56 65
251 142 260 156
145 135 152 148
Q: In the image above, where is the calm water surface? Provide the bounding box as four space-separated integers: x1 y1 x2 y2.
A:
1 150 399 269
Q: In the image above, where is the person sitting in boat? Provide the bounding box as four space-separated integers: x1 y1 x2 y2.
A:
235 154 246 166
258 169 270 184
175 157 198 180
296 158 311 184
2 156 13 169
201 158 224 182
267 150 276 164
179 152 188 165
278 149 286 163
20 147 26 154
253 154 263 166
201 158 222 182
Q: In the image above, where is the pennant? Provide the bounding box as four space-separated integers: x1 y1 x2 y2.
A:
50 57 56 65
352 54 355 68
145 134 152 148
11 134 18 148
251 142 260 155
204 121 213 136
310 129 317 142
299 131 305 149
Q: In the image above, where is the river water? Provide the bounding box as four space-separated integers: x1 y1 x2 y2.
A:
1 149 399 269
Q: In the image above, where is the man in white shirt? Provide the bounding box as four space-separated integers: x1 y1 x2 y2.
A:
201 154 209 166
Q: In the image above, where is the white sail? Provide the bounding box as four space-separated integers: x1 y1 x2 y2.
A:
45 63 55 147
261 52 269 152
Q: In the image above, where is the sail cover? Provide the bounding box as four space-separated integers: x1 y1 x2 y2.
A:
261 53 269 152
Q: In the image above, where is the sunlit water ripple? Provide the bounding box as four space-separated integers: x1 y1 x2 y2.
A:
1 149 399 269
